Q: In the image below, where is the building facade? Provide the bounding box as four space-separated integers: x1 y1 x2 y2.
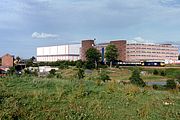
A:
37 44 81 62
80 40 95 61
126 43 179 62
1 53 14 67
36 40 179 63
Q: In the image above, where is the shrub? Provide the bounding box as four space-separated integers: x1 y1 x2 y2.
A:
56 73 62 79
49 69 56 75
24 69 31 74
152 84 158 90
76 60 84 68
166 79 176 89
129 69 145 87
77 68 85 79
59 63 69 69
7 67 16 75
160 70 166 76
98 70 110 82
153 69 159 75
84 61 95 69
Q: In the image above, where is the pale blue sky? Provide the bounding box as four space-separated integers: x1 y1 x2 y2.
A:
0 0 180 58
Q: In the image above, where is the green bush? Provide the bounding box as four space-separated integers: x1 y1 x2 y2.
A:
166 79 176 89
7 67 16 75
76 60 84 68
77 68 85 79
152 84 158 89
98 70 110 82
160 70 166 76
49 69 56 75
153 69 159 75
56 73 62 79
129 69 146 87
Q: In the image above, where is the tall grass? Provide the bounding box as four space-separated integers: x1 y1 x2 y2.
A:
1 76 180 120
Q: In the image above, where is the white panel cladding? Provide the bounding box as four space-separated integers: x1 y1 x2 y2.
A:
58 45 66 54
37 44 81 62
49 46 58 55
69 44 81 54
44 47 50 55
37 47 44 56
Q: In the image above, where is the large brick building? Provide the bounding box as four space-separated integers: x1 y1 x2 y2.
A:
0 53 14 67
93 40 179 63
37 39 179 63
80 40 95 61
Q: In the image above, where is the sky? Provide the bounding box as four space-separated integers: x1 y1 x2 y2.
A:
0 0 180 58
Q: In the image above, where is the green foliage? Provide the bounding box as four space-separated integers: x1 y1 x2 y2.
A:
47 69 56 78
85 48 101 69
98 70 110 82
49 69 56 75
76 60 84 68
166 79 176 89
160 70 166 76
59 63 69 69
129 69 146 87
84 61 95 69
77 68 85 79
56 73 62 78
7 67 16 75
105 44 118 67
24 69 31 74
152 84 158 89
1 76 180 120
153 69 159 75
38 60 77 67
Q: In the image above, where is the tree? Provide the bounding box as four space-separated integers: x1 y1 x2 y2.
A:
14 56 21 65
178 54 180 60
30 56 36 62
86 48 101 69
129 69 146 87
26 56 36 67
105 44 118 68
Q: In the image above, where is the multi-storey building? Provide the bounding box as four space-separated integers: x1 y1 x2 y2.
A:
37 39 179 63
126 43 179 62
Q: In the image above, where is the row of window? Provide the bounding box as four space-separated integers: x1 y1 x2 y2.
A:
127 51 178 54
127 44 175 47
127 55 177 57
127 47 177 51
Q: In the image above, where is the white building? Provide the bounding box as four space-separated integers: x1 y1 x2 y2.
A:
37 44 81 62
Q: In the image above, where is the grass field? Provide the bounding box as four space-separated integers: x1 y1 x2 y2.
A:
1 67 180 119
1 74 180 120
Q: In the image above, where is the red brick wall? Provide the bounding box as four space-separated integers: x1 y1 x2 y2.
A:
110 40 127 61
81 40 95 61
1 54 14 67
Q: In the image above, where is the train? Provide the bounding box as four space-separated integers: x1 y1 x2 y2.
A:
116 61 165 67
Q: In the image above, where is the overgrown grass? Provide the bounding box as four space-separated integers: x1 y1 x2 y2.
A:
1 76 180 120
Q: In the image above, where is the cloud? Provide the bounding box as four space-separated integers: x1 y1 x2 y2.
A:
32 32 59 39
128 37 152 44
